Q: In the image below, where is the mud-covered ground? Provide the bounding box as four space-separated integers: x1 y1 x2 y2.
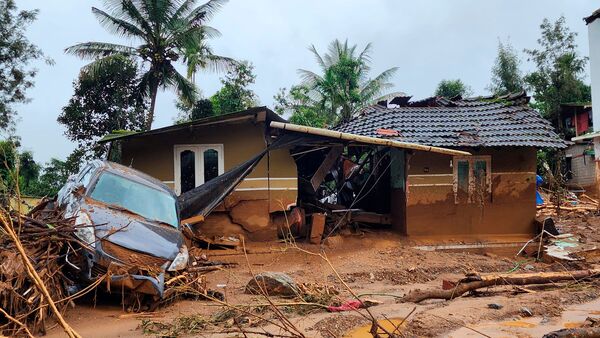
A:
46 211 600 338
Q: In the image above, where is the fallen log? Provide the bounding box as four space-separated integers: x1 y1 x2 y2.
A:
542 327 600 338
401 269 600 303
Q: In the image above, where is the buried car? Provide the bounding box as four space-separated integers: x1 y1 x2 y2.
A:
56 160 188 298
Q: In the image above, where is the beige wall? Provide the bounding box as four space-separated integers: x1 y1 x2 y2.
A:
119 117 298 239
405 147 537 240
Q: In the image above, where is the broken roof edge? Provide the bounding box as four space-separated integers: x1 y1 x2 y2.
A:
270 121 471 156
98 106 285 144
585 8 600 25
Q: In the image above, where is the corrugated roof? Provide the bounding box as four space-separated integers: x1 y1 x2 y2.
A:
334 92 566 149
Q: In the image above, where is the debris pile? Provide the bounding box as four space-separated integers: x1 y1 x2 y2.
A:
537 190 599 213
0 200 221 336
0 202 84 336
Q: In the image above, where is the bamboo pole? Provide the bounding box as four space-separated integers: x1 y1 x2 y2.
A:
270 121 472 156
0 213 81 338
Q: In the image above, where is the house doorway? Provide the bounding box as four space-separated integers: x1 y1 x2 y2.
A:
174 144 224 195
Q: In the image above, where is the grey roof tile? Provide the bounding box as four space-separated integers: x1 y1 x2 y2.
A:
334 93 566 148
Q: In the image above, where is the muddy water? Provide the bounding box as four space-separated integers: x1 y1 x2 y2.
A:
448 297 600 337
344 318 407 338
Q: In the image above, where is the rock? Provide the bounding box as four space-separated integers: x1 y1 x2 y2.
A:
245 272 300 297
524 264 535 271
488 303 503 310
520 307 533 317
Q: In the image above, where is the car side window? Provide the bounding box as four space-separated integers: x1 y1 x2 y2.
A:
77 165 94 188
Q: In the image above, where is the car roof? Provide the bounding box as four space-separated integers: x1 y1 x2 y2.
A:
90 160 176 198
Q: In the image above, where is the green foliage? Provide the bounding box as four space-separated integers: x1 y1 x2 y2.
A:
524 16 590 132
65 0 235 130
174 98 215 123
58 55 147 159
274 85 328 127
0 141 75 199
489 39 524 95
0 0 50 131
434 79 473 98
28 158 76 197
0 140 18 200
210 61 257 115
298 39 398 124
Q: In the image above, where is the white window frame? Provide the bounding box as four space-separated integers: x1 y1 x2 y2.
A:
174 144 224 195
452 155 492 204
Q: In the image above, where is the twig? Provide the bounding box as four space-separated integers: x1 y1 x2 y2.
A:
0 307 34 338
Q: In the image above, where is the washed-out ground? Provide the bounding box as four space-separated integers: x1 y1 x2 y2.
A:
46 210 600 338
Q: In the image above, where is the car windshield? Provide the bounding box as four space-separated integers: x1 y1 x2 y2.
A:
89 172 178 228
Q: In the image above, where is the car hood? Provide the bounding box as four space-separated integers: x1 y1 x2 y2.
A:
83 201 183 261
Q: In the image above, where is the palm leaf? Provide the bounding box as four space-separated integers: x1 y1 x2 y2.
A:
164 65 198 103
357 42 373 65
308 45 327 71
64 42 137 59
118 0 154 34
185 0 228 24
92 7 146 39
297 69 324 88
359 67 398 101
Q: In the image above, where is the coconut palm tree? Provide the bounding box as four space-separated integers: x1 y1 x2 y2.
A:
298 39 398 124
65 0 235 130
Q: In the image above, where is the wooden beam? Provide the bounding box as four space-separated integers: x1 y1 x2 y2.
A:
270 121 471 156
310 146 343 190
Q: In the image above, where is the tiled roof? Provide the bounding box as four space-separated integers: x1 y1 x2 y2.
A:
334 92 566 148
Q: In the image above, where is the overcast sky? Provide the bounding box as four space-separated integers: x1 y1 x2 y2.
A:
11 0 599 163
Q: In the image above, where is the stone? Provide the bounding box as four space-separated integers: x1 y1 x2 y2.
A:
520 307 533 317
488 303 503 310
524 264 535 271
245 272 300 298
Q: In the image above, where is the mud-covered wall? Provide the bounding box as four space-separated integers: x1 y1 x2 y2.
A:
405 147 537 239
119 115 297 241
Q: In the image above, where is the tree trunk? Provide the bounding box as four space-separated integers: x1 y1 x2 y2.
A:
401 269 600 303
146 82 159 131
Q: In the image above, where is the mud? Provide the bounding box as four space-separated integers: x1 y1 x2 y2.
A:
44 210 600 338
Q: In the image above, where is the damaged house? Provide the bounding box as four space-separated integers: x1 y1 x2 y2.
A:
327 92 566 241
100 93 565 243
101 107 298 241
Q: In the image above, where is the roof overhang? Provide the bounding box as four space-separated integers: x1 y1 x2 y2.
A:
99 107 284 144
270 121 471 156
571 131 600 142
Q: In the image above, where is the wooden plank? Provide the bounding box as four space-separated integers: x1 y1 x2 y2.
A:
181 215 205 225
310 146 343 191
350 211 392 225
310 213 326 244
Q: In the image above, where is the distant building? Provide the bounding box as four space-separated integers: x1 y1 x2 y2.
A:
565 9 600 192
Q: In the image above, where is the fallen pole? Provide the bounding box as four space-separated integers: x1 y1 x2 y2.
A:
401 269 600 303
270 121 472 156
